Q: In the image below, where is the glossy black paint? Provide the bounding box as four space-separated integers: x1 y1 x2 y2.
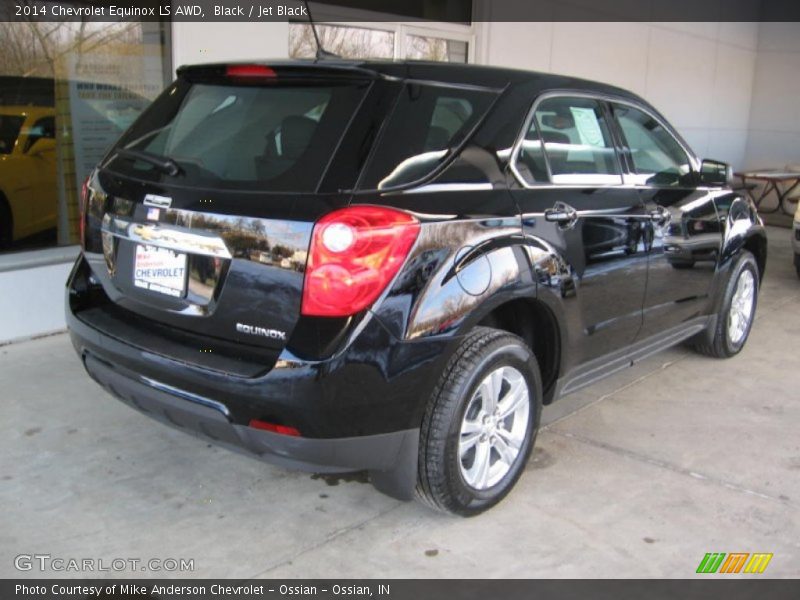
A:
90 171 316 352
68 256 451 438
636 186 722 339
511 185 650 368
67 60 766 488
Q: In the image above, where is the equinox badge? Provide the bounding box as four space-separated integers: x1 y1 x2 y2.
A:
236 322 286 341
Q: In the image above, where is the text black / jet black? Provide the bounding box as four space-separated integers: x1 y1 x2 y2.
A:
67 60 766 516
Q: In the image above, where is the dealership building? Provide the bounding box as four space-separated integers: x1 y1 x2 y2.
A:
1 1 799 344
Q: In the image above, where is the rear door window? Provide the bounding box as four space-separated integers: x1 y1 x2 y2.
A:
107 79 368 192
359 83 498 190
527 96 622 185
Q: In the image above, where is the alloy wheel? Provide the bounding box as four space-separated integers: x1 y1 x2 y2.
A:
728 269 755 344
458 366 530 490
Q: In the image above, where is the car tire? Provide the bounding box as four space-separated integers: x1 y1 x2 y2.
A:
0 196 12 249
416 327 542 516
693 250 759 358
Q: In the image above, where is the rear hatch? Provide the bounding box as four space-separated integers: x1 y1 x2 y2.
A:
82 64 376 355
80 62 502 363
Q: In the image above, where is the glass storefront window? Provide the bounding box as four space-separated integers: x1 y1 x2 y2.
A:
405 35 468 63
0 18 171 254
289 23 394 60
289 23 469 64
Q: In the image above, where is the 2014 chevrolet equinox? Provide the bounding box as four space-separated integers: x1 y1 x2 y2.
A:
67 61 766 516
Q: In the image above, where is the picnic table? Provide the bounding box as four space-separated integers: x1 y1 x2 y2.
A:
734 170 800 215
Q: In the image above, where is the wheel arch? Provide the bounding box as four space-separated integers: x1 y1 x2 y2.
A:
742 230 767 284
715 194 768 300
375 223 572 403
394 229 571 404
473 297 562 404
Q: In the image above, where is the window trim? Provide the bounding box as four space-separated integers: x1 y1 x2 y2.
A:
607 100 696 189
509 90 700 190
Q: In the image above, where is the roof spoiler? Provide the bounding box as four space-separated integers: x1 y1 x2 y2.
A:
176 62 381 83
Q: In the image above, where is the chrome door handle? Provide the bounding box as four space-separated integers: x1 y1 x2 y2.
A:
544 202 578 228
649 205 671 225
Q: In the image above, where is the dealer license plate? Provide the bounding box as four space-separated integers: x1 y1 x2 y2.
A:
133 244 187 298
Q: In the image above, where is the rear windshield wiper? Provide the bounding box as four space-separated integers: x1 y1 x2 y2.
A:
115 148 182 177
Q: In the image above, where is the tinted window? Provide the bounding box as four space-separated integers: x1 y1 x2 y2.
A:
612 103 692 186
532 97 621 185
360 84 497 190
107 80 367 192
34 116 55 138
0 114 24 154
23 116 55 152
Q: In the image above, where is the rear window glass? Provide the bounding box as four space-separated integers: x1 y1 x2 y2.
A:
106 79 368 192
359 83 497 190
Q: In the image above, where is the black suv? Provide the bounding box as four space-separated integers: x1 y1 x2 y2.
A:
67 60 766 516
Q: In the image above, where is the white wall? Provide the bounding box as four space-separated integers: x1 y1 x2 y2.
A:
171 21 289 72
476 19 760 169
743 22 800 169
0 261 75 344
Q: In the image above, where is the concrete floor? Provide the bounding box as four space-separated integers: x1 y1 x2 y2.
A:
1 227 798 579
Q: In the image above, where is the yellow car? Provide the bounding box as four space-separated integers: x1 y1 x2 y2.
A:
0 106 57 247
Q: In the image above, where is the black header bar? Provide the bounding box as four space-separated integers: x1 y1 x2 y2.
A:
1 0 799 22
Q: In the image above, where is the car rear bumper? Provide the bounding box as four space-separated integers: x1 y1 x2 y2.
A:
82 351 417 475
65 257 452 499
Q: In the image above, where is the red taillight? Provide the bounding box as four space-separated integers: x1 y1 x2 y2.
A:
301 205 420 317
226 65 277 80
79 176 90 249
249 419 301 437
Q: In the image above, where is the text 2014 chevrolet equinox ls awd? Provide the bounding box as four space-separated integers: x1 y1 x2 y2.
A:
67 61 766 516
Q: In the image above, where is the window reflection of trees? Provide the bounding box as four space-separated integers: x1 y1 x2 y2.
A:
289 24 468 63
289 24 394 60
405 35 467 63
0 21 143 77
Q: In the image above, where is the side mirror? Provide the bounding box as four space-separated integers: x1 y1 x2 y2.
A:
699 158 732 187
